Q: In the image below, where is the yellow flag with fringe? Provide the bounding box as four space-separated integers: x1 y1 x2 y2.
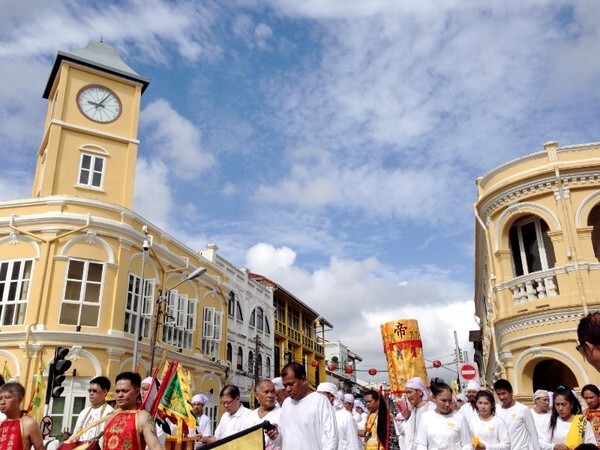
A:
27 354 46 418
2 361 12 381
159 363 196 428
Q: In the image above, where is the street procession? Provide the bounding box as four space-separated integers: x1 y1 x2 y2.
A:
3 2 600 450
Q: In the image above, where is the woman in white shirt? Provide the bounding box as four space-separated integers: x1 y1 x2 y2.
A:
540 386 596 450
469 390 510 450
415 378 471 450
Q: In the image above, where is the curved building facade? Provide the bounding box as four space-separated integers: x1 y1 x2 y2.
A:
474 141 600 400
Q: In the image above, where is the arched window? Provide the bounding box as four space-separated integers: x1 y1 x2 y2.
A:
237 347 243 371
248 351 254 374
250 309 256 328
236 301 243 321
509 216 556 276
265 318 271 335
227 343 232 363
228 292 235 317
257 307 264 331
588 205 600 261
266 357 271 378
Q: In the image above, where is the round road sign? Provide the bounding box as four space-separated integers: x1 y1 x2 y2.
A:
459 362 478 381
40 415 53 437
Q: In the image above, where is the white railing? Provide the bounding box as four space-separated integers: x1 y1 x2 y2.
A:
501 270 558 304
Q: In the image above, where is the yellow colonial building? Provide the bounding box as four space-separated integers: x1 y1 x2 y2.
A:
474 141 600 400
0 41 229 431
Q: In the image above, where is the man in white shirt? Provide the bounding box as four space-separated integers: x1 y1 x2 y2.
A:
268 362 338 450
530 389 550 439
494 378 540 450
401 376 433 450
318 383 361 450
249 379 281 449
457 379 480 421
191 393 212 449
204 384 252 444
71 376 114 444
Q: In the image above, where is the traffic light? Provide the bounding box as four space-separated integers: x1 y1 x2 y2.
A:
50 347 71 398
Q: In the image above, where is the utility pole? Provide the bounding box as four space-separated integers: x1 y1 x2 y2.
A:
454 330 462 373
254 334 261 386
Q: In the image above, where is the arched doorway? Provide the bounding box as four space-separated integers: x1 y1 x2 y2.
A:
532 359 578 391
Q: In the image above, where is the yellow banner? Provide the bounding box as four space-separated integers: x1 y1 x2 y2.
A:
203 423 265 450
380 319 428 393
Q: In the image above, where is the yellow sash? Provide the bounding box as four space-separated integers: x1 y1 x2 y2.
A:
564 414 587 449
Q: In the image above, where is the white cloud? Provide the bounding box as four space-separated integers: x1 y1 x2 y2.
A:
140 99 216 181
232 14 273 49
133 157 173 229
245 242 475 375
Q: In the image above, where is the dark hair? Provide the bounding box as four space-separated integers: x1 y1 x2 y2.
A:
220 384 240 399
475 390 496 415
281 362 306 380
493 379 513 393
430 378 451 397
574 444 599 450
578 312 600 345
115 371 142 389
364 389 380 401
0 382 25 399
550 386 582 439
90 376 111 391
0 375 5 387
581 384 600 397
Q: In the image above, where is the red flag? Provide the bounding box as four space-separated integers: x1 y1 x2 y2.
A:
143 361 178 416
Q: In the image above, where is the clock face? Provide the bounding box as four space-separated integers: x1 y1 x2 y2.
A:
76 85 122 123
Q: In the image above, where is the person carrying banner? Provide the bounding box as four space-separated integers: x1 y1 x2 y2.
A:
203 385 252 445
71 376 114 445
103 371 164 450
248 379 281 450
0 382 44 450
267 362 338 450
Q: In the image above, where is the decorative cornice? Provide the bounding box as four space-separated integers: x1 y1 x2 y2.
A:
480 169 600 220
496 308 584 338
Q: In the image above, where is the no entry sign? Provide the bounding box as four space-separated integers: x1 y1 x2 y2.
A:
40 415 53 437
459 362 478 381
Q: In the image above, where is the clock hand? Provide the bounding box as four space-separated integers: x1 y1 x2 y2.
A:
98 94 110 105
87 101 102 107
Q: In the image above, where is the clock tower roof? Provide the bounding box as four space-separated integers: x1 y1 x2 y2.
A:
43 40 149 99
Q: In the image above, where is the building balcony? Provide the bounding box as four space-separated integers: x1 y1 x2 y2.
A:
497 269 559 304
275 319 323 355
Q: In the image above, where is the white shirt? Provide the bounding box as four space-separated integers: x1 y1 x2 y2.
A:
469 415 510 450
336 408 361 450
214 404 253 440
496 402 540 450
188 413 212 449
530 409 550 440
415 409 472 450
277 392 338 450
458 402 478 421
403 401 433 450
539 415 596 450
248 406 282 449
73 403 114 442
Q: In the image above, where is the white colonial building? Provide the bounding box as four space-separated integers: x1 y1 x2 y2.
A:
200 244 274 404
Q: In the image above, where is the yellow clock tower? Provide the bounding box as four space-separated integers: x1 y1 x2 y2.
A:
33 40 149 208
0 41 230 430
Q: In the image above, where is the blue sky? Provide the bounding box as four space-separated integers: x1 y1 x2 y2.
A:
1 0 600 381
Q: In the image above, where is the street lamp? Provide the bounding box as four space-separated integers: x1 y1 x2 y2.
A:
148 266 207 374
131 235 150 371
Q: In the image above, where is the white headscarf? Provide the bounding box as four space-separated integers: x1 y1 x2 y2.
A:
405 377 429 400
192 394 209 405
